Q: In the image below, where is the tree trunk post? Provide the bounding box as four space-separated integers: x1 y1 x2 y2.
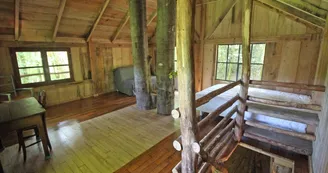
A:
177 0 198 172
156 0 176 115
235 0 253 141
129 0 153 110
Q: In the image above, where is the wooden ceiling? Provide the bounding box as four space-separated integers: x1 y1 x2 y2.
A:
0 0 328 44
0 0 158 43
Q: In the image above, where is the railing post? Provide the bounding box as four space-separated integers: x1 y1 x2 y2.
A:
235 0 253 141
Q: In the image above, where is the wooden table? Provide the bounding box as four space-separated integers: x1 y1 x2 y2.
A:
0 97 52 172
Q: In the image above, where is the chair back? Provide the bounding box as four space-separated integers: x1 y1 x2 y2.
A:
38 90 46 108
0 76 16 96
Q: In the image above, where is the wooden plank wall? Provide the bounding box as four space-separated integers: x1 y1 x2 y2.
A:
0 44 134 106
200 0 324 94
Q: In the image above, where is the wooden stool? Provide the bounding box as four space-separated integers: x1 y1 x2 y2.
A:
17 126 41 162
17 90 49 162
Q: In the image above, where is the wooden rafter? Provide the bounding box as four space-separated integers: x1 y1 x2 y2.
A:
111 11 130 42
87 0 111 42
205 0 238 39
52 0 67 41
147 11 157 26
256 0 326 29
254 1 321 30
14 0 20 41
277 0 327 19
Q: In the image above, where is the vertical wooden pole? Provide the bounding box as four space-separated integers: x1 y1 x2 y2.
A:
156 0 176 115
129 0 153 110
235 0 253 141
314 15 328 86
197 2 206 92
177 0 198 172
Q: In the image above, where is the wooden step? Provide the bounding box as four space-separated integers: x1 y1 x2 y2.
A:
244 125 313 155
246 102 319 126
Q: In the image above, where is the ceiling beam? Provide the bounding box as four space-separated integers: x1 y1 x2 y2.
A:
87 0 111 42
52 0 67 41
277 0 327 19
257 0 325 29
111 11 130 42
147 11 157 26
14 0 20 41
254 1 321 30
205 0 238 39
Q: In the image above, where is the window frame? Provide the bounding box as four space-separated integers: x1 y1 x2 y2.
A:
214 43 265 82
11 47 74 87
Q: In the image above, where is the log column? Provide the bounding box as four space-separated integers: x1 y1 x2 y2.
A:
156 0 176 115
129 0 153 110
235 0 253 141
177 0 198 172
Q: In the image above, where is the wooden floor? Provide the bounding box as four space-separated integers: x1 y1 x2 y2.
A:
2 92 136 147
0 92 310 173
0 94 180 173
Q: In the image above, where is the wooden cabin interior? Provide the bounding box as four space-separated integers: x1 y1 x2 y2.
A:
1 0 328 172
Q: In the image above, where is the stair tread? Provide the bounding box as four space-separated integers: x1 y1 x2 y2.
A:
244 125 312 155
247 102 319 125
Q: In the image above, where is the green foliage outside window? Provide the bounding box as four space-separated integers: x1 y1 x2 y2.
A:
216 44 265 81
15 50 72 85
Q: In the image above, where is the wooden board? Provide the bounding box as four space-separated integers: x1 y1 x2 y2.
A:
244 125 312 155
247 102 319 125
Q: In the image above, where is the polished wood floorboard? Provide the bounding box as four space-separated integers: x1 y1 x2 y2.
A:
0 104 180 173
46 92 136 128
2 92 136 147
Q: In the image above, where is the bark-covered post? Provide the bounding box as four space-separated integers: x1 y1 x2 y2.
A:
156 0 176 115
235 0 253 141
177 0 198 172
129 0 153 110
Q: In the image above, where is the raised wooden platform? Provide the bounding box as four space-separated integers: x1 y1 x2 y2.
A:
247 102 319 126
244 125 313 155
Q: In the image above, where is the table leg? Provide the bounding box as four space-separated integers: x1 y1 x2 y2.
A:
41 113 52 150
37 118 51 159
0 159 3 173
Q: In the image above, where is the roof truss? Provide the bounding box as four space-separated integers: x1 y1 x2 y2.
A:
15 0 20 41
87 0 112 42
52 0 67 41
257 0 326 29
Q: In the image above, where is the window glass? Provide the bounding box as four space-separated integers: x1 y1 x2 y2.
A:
251 44 265 64
216 63 226 80
14 49 72 86
218 45 228 62
227 45 239 63
16 52 43 67
226 64 238 81
47 51 69 65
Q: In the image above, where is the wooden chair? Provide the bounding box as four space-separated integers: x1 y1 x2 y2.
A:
0 75 34 102
17 90 49 162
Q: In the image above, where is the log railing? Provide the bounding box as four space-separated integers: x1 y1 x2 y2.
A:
250 80 326 92
172 81 242 173
171 80 241 119
248 96 321 111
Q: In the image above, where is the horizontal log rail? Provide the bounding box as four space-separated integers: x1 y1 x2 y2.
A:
172 95 239 151
248 96 321 111
250 80 325 92
172 80 241 118
245 120 316 141
173 130 235 173
238 142 295 166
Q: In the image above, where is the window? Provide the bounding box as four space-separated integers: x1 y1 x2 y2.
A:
12 48 73 87
215 44 265 81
